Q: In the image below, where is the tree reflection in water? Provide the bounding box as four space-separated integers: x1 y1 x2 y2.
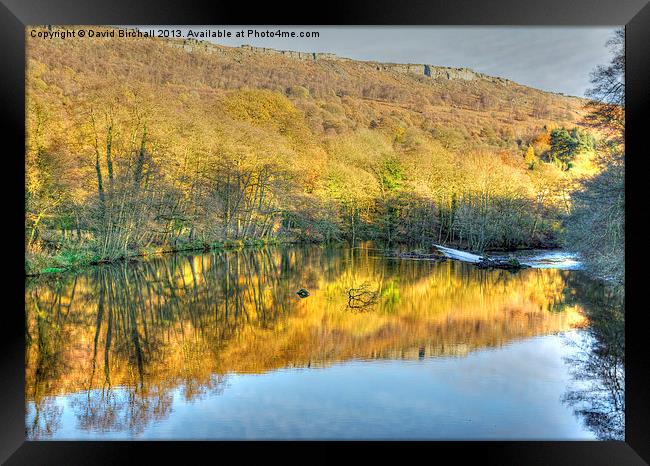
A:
561 274 624 440
26 245 603 439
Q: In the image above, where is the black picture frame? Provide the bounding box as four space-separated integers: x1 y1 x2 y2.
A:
2 0 648 463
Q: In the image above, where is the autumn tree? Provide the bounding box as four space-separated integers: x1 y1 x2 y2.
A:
565 28 625 283
524 145 537 169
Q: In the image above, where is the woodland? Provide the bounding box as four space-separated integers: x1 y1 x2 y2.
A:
25 28 624 283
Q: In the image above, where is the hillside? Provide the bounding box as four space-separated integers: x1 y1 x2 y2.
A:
25 26 601 272
29 28 589 142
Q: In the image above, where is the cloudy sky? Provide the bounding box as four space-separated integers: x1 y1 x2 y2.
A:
148 26 619 97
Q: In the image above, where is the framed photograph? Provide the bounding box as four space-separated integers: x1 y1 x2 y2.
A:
2 0 648 463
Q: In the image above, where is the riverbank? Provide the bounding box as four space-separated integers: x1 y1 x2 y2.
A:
26 237 536 277
25 237 296 277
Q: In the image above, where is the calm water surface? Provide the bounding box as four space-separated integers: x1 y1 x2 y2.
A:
25 245 623 440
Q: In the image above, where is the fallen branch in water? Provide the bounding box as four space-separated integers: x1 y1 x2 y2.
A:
347 283 379 310
384 250 447 261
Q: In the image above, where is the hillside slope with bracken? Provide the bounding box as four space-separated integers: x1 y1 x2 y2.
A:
25 26 600 272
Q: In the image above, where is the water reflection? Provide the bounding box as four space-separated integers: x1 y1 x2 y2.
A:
25 245 620 439
561 276 625 440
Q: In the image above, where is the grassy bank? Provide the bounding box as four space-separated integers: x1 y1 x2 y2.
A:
25 237 288 277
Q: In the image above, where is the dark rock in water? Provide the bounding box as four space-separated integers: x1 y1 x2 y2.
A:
475 257 531 270
296 288 310 298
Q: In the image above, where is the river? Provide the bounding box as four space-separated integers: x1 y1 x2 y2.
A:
24 244 624 440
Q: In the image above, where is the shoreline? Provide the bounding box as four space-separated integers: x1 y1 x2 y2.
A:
25 238 578 279
25 238 299 278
